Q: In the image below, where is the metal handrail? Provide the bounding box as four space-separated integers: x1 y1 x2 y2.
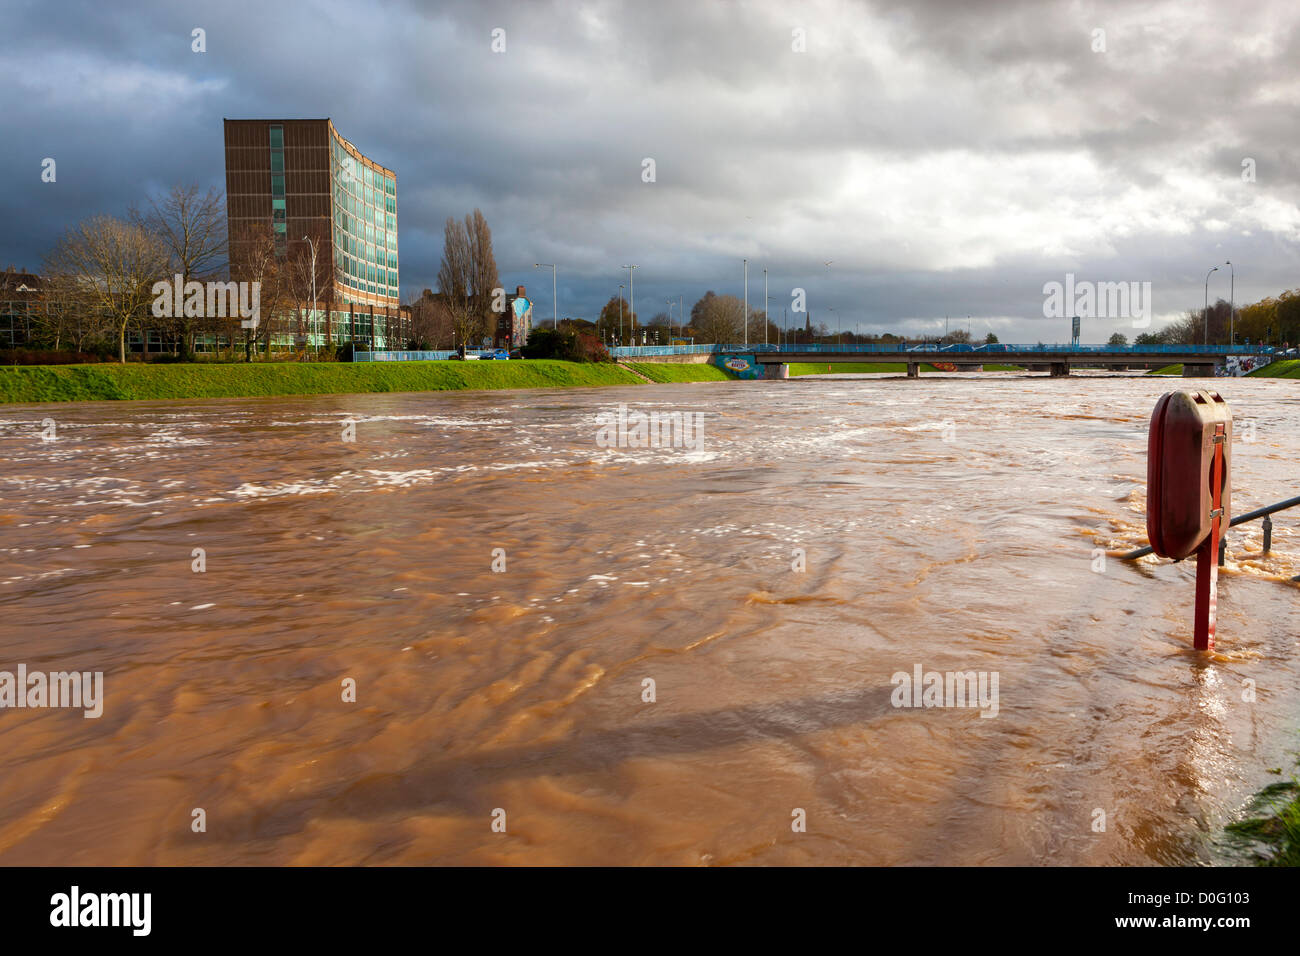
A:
607 342 1274 358
1122 493 1300 561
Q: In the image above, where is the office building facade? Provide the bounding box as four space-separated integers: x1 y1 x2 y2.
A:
224 118 405 347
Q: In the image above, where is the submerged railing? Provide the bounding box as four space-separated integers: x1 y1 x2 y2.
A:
1122 493 1300 581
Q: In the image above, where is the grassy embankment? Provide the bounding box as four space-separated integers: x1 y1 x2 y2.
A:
1148 360 1300 377
623 362 738 383
1248 359 1300 379
788 362 1022 375
0 360 645 404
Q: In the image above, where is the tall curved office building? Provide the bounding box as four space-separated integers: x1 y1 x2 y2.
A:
224 118 405 347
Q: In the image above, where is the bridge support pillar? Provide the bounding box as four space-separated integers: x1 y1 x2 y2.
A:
907 362 919 378
763 363 789 380
1181 363 1214 378
1050 362 1070 377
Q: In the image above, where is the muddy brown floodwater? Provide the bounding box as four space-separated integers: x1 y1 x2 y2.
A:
0 371 1297 865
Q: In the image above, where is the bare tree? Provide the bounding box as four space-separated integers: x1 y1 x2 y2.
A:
437 215 478 346
35 272 102 352
132 183 227 357
409 290 455 348
285 232 330 356
468 208 500 323
228 223 288 361
44 216 168 362
437 209 501 349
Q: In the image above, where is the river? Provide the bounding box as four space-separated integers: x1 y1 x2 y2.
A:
0 370 1297 864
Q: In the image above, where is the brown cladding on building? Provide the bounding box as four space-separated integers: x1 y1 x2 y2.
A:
224 118 399 311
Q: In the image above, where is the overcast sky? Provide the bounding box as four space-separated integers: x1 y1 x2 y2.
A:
3 0 1298 341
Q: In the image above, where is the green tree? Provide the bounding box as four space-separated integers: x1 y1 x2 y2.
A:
598 295 633 342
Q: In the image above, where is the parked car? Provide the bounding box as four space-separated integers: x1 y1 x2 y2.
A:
450 346 479 360
482 349 511 360
508 349 523 360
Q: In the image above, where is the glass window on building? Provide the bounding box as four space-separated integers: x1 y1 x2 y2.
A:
270 125 283 148
271 175 285 196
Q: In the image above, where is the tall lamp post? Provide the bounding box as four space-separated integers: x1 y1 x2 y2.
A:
743 258 748 347
1225 260 1234 345
618 284 624 346
823 260 833 346
622 265 637 342
302 234 319 354
1204 265 1219 345
763 267 769 346
534 263 557 329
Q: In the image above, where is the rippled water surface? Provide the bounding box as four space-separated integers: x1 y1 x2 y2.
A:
1 371 1297 864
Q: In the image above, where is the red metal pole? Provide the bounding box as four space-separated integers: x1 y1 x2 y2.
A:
1193 425 1227 651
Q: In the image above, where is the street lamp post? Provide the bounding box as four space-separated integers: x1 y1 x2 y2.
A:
622 265 637 342
534 263 557 329
1204 265 1219 345
302 234 318 355
743 258 748 347
1226 260 1234 345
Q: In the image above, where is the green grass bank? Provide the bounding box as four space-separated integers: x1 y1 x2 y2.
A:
624 362 737 383
1148 360 1300 378
0 360 648 404
1248 359 1300 379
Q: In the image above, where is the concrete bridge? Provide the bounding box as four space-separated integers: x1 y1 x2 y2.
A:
610 342 1270 378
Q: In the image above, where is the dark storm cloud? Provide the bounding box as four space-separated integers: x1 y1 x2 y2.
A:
2 0 1298 341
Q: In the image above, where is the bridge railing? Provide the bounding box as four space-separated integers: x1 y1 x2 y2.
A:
610 343 1270 358
358 344 1276 361
609 344 724 357
355 350 459 361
